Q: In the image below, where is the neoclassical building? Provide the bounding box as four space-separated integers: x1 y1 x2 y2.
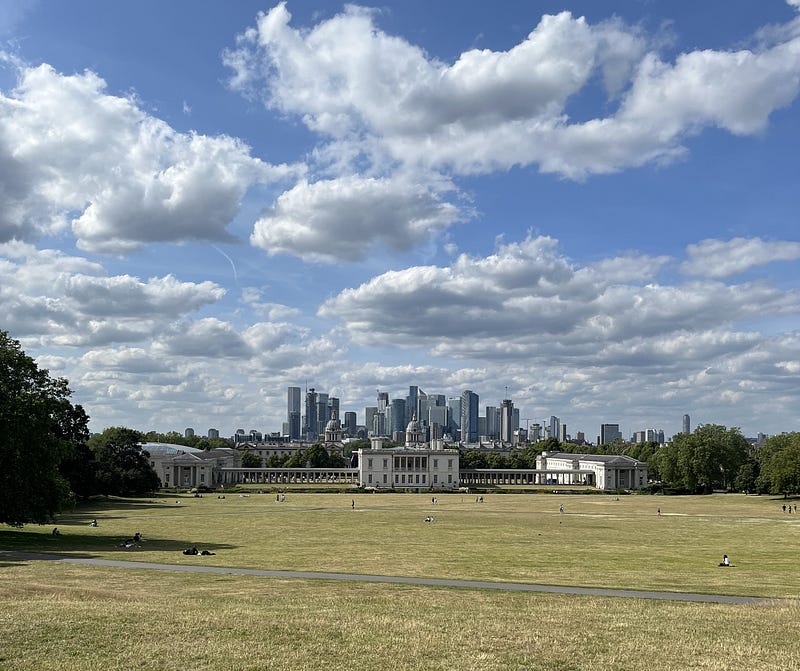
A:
145 443 240 489
535 451 648 490
356 416 461 489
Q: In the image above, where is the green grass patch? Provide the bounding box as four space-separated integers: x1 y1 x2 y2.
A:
2 492 799 670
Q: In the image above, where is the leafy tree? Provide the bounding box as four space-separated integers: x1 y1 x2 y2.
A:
461 450 488 469
656 425 749 493
756 433 800 497
303 443 332 467
733 459 759 494
0 331 89 526
89 427 160 496
485 452 508 469
240 451 262 468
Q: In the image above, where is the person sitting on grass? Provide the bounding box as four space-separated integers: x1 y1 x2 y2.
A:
719 554 730 567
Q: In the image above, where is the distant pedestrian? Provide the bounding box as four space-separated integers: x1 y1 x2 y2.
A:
783 504 787 513
559 504 564 514
351 499 355 509
657 508 661 516
795 505 797 513
90 519 98 527
52 527 60 536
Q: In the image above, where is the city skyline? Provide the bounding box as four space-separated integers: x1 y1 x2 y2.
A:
1 2 799 438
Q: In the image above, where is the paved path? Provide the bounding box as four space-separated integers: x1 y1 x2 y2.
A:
0 551 771 604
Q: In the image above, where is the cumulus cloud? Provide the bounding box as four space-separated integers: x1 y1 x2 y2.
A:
681 237 800 278
0 244 225 346
251 175 463 262
224 3 800 179
0 63 301 251
319 234 800 363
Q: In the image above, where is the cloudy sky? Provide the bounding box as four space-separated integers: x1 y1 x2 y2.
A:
1 1 799 440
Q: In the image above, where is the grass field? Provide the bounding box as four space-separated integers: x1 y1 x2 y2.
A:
1 491 799 670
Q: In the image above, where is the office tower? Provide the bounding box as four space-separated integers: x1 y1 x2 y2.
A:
448 397 461 436
460 390 479 443
485 405 498 439
512 408 520 432
185 428 194 437
559 423 567 442
428 405 447 440
530 423 542 442
316 392 329 437
549 416 560 442
365 406 378 436
390 398 407 435
575 431 585 444
304 388 318 440
287 386 301 439
682 414 691 435
344 411 357 437
377 391 389 413
601 423 622 445
406 386 419 425
207 428 219 439
500 399 514 443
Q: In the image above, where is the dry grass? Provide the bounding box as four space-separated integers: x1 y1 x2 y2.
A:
1 492 800 670
0 562 798 671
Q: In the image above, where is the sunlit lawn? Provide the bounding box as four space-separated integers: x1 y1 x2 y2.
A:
1 491 799 671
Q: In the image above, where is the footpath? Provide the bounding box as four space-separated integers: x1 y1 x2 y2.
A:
0 551 770 605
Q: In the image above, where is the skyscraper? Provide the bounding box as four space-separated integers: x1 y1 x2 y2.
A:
304 388 318 441
343 411 357 437
682 414 691 435
460 390 479 443
549 416 560 441
287 386 301 440
500 399 514 443
600 423 622 445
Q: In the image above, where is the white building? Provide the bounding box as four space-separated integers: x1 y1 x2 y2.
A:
357 419 460 489
535 451 648 490
145 443 240 489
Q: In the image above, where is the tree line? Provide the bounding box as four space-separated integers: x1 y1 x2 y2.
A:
3 328 800 526
1 332 159 526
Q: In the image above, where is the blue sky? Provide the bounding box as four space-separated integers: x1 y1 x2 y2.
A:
1 1 799 440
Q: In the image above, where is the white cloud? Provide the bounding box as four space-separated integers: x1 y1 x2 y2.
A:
0 245 225 346
319 234 800 361
225 4 800 180
0 63 301 252
251 175 463 262
681 237 800 278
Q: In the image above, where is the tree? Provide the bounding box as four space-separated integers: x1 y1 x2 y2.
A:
0 331 88 526
656 425 749 493
240 451 262 468
756 433 800 497
461 450 488 469
89 427 160 496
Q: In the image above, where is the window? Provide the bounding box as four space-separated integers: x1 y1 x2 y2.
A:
433 474 438 484
383 459 388 469
200 474 205 483
416 474 420 484
448 474 452 484
383 474 387 484
421 474 426 484
448 459 453 469
368 458 373 468
433 459 438 468
395 474 399 483
368 474 373 483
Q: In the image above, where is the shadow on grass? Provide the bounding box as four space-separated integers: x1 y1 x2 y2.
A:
0 528 237 562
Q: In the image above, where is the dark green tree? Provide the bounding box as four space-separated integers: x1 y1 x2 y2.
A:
756 433 800 497
89 427 160 496
0 331 88 526
461 450 488 469
240 451 262 468
656 425 749 493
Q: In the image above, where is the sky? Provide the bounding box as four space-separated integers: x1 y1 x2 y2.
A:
1 1 799 441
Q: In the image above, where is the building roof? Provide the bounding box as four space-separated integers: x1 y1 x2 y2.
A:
546 452 645 466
